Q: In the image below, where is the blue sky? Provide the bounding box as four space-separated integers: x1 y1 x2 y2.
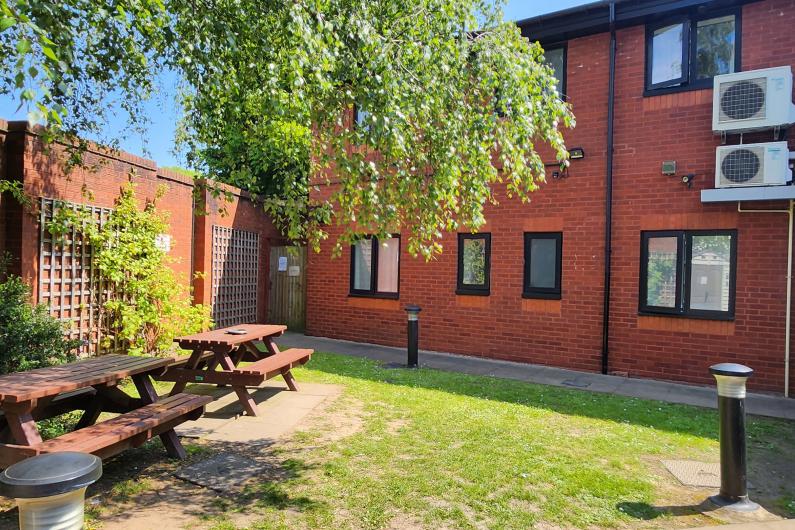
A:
0 0 589 168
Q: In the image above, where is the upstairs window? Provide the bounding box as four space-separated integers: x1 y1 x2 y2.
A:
456 233 491 295
640 230 737 319
645 11 739 92
544 45 567 97
351 236 400 298
523 233 562 299
354 105 370 132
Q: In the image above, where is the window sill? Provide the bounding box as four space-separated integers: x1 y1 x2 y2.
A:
522 292 561 300
455 289 490 297
637 314 736 336
643 81 712 98
637 310 734 322
348 292 399 300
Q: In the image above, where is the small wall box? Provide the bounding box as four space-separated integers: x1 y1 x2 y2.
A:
713 66 795 134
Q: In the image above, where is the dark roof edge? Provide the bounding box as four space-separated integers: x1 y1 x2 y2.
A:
516 0 756 44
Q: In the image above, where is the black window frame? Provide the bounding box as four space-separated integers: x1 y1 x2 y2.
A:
349 235 400 299
456 233 491 296
523 232 563 300
543 42 567 100
639 229 737 320
644 9 741 95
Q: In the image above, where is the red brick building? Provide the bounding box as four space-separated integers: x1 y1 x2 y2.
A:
306 0 795 395
0 121 283 353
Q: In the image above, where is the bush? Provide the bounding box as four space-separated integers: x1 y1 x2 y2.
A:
0 274 80 375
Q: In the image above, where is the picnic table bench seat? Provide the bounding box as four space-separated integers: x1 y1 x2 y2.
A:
0 393 211 467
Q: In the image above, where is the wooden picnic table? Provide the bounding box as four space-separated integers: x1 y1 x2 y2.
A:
155 324 312 417
0 354 211 468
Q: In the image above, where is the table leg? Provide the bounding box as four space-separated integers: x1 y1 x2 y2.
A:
263 338 282 357
281 368 299 392
3 403 42 446
132 373 187 459
75 394 106 429
216 353 259 417
170 349 205 396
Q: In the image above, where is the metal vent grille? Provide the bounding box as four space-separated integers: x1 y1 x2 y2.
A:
211 225 259 328
720 147 764 184
719 78 766 122
38 198 113 356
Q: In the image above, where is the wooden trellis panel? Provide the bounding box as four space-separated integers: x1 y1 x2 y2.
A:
38 198 112 356
211 226 260 328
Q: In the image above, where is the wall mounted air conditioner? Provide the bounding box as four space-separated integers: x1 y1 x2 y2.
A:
713 66 795 134
715 142 792 188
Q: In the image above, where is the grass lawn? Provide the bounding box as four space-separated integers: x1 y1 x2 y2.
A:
6 351 793 530
200 351 794 529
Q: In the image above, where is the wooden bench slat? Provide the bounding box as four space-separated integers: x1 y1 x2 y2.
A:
36 393 211 455
234 348 312 375
175 324 286 350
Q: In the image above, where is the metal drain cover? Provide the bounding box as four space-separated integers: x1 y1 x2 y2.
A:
662 460 720 488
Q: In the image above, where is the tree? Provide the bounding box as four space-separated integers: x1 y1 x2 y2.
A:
3 0 574 259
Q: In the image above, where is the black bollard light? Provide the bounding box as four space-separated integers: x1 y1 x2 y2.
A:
709 363 759 511
405 305 421 368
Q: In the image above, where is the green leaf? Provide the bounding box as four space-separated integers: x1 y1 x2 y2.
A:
15 38 31 54
0 17 15 31
41 46 57 61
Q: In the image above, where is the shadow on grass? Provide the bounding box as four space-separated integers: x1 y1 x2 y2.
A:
0 438 323 530
617 499 719 520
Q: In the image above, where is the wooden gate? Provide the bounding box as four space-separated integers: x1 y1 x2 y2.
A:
268 246 306 331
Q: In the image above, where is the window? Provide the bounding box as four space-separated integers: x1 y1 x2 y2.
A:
350 236 400 298
645 11 739 92
456 233 491 295
544 45 567 97
640 230 737 319
523 233 562 299
354 105 370 131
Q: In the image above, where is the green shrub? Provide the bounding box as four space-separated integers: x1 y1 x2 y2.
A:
0 274 80 375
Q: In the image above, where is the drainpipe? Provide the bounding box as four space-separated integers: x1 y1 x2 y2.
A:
601 1 617 375
737 200 793 397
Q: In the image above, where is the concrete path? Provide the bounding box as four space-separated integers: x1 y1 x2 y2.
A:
280 332 795 421
689 521 795 530
175 380 342 442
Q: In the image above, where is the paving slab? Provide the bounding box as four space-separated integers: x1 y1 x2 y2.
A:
176 380 343 443
175 452 261 492
280 332 795 420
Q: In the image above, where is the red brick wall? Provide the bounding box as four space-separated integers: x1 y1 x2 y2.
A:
307 0 795 394
1 122 280 326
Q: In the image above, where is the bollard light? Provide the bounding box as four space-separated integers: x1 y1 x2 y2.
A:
0 452 102 530
709 363 759 512
405 305 422 368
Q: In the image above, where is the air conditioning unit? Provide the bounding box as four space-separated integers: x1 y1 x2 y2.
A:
715 142 792 188
712 66 795 133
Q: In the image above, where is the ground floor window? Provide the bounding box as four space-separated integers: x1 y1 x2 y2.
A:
457 233 491 295
640 230 736 319
350 236 400 298
523 232 562 299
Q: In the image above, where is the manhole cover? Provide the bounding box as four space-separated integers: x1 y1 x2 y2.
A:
175 452 261 492
662 460 720 488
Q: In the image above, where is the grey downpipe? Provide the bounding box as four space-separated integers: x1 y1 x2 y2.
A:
601 1 616 375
